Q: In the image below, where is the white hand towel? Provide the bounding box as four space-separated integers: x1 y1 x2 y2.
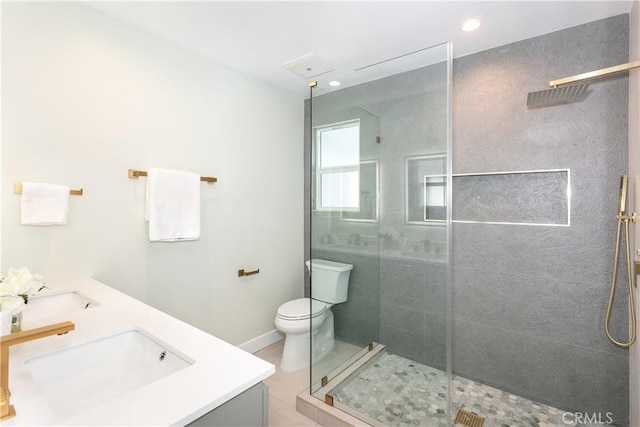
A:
145 168 201 242
20 182 70 225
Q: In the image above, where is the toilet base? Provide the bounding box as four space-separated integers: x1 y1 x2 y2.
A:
279 311 334 372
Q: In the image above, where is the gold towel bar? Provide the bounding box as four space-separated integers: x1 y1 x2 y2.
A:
238 269 260 277
14 183 83 196
128 169 217 183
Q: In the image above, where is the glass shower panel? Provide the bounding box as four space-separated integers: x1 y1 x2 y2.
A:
309 92 382 394
308 42 452 426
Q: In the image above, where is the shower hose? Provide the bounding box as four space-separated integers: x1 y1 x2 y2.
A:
604 209 637 347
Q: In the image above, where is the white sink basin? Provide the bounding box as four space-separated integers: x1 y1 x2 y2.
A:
21 290 99 322
25 328 194 419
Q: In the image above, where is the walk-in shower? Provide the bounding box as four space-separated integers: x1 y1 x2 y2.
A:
305 14 632 427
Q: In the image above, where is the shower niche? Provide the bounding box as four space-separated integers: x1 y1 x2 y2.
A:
405 157 570 227
451 169 570 226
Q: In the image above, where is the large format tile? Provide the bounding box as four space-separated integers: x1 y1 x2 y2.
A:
451 263 628 356
423 312 447 370
379 321 426 365
381 258 446 317
334 310 378 346
452 318 629 425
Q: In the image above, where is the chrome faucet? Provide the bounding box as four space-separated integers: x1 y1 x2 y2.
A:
0 320 75 420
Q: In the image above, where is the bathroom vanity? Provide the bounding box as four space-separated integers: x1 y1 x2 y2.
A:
1 278 274 426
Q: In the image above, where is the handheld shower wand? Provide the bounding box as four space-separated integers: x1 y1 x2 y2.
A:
604 175 637 347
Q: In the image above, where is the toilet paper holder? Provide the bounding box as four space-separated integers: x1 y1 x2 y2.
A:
238 268 260 277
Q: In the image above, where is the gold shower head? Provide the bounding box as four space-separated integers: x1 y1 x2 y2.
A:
527 61 639 108
526 82 589 108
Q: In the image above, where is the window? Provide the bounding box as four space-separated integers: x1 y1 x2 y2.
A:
314 121 360 211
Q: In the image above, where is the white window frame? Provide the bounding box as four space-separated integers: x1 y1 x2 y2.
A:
313 120 361 212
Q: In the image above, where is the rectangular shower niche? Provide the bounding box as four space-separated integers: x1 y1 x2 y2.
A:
451 169 570 226
411 167 570 227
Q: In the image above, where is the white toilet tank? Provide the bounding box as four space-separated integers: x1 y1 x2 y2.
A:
307 259 353 304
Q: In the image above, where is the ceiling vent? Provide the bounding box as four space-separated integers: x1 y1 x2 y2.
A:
282 53 335 78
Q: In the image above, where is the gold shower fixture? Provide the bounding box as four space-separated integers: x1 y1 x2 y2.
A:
604 175 637 348
548 60 640 87
527 61 640 108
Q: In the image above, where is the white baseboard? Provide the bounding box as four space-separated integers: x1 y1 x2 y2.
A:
239 329 284 354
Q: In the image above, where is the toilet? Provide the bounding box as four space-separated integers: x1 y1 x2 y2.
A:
275 259 353 372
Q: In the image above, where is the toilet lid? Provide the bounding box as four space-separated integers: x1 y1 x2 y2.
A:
277 298 327 320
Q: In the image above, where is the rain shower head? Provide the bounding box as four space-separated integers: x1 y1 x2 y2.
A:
527 60 639 108
526 82 589 108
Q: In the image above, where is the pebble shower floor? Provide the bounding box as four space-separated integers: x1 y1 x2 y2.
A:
331 352 578 427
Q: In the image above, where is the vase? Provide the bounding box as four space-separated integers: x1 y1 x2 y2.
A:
11 311 22 333
0 295 25 335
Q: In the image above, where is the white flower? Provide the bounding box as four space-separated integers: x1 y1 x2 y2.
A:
0 267 42 298
0 295 24 314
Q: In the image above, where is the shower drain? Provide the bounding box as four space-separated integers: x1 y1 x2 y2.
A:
454 409 485 427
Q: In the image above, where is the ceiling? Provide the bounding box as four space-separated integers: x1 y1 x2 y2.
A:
87 1 634 98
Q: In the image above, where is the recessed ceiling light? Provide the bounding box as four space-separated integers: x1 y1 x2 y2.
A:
461 19 482 32
329 81 341 87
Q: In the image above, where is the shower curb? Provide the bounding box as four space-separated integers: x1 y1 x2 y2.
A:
297 389 372 427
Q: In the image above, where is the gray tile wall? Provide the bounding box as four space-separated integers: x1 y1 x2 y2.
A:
312 248 380 346
304 14 630 426
380 258 447 370
452 14 629 424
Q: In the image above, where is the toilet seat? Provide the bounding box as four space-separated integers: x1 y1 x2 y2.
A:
277 298 328 321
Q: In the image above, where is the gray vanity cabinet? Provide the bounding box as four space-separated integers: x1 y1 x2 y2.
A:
187 383 268 427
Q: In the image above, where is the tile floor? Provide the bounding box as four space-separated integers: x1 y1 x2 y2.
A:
253 340 590 427
332 352 573 427
254 339 367 427
254 340 319 427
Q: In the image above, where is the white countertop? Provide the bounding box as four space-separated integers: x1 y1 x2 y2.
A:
3 277 275 426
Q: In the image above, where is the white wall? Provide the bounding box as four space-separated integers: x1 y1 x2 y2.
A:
630 1 639 426
1 2 303 345
0 0 3 275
